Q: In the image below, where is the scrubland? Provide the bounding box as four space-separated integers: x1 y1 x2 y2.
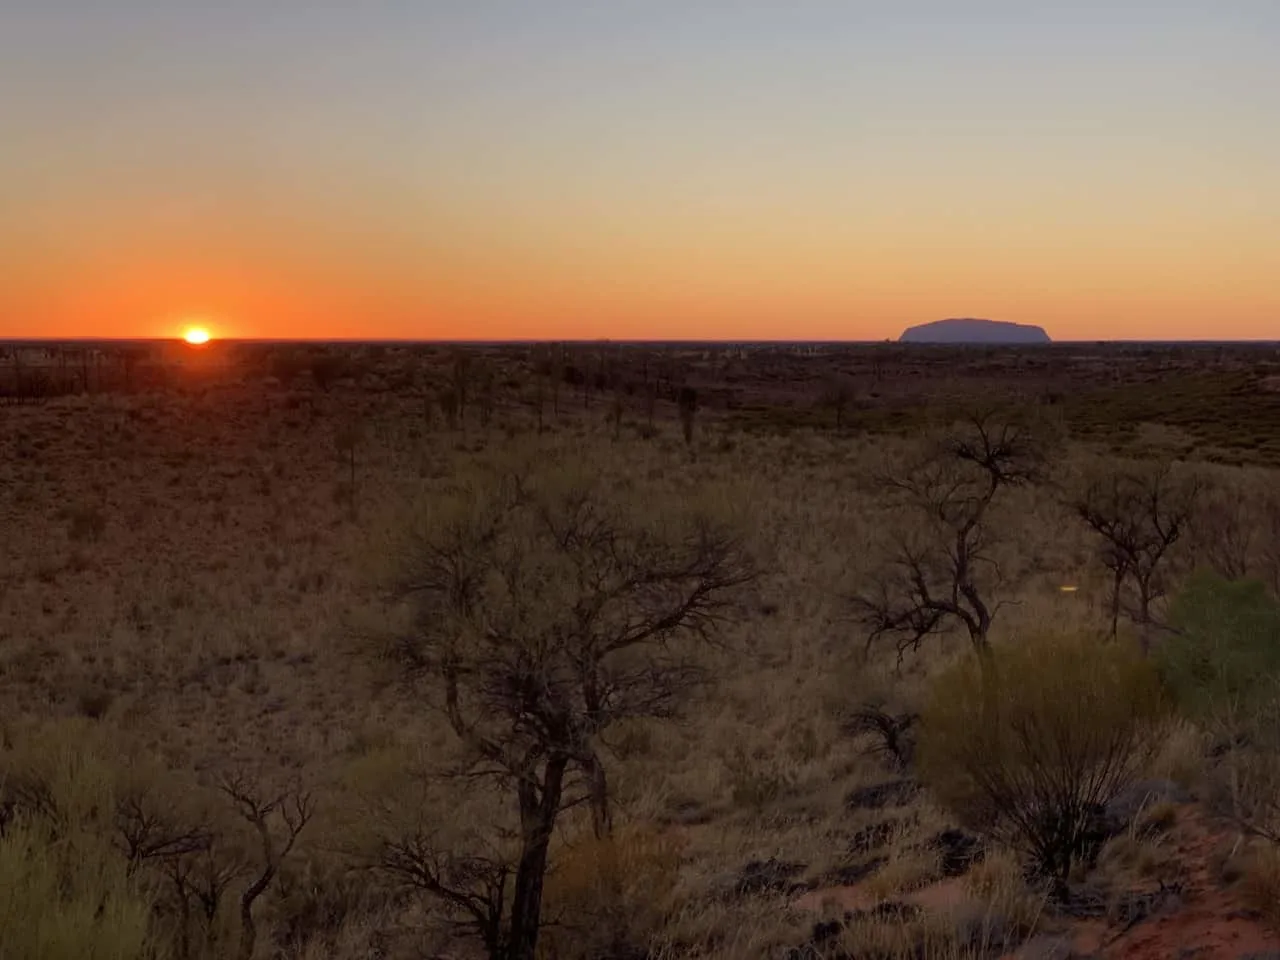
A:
2 341 1280 960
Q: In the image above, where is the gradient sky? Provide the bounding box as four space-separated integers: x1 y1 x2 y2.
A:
2 2 1277 341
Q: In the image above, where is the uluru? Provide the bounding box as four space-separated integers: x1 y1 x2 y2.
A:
899 318 1051 344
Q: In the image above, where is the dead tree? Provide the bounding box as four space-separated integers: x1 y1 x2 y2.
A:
217 774 314 960
821 376 856 430
377 838 512 957
451 350 472 427
677 387 698 445
852 412 1047 658
1193 478 1260 582
1073 462 1201 638
111 787 240 960
384 472 754 960
439 388 460 431
114 794 211 876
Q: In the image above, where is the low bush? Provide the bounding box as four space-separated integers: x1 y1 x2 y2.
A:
919 634 1168 881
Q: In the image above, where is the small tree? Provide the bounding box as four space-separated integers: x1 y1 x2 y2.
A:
608 391 624 440
1072 461 1201 638
451 350 472 426
1192 478 1259 582
821 376 856 430
217 774 314 960
438 389 460 431
852 412 1047 658
335 423 360 519
677 386 697 445
310 354 347 392
380 469 753 960
477 368 496 430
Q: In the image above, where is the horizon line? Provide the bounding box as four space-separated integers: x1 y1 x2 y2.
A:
3 336 1279 347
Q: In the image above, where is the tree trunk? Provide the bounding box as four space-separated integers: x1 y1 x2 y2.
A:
1109 566 1124 639
585 754 612 839
507 755 568 960
174 878 192 960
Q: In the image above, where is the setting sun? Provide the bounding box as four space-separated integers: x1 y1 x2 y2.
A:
183 327 211 346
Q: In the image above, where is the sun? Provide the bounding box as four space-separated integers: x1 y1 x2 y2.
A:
183 326 211 346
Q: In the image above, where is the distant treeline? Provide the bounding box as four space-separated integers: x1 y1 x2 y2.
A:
0 345 165 403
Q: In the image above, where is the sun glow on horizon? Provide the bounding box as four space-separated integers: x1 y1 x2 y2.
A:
182 326 211 345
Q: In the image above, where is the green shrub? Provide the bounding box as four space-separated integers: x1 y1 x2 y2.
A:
1158 571 1280 721
1159 572 1280 839
919 634 1168 881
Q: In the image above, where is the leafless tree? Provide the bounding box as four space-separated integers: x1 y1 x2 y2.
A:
677 386 698 445
382 470 754 960
377 833 512 957
477 364 496 429
1072 462 1202 639
110 784 241 960
114 793 212 876
821 375 857 430
852 412 1048 658
162 841 246 960
608 391 625 439
1192 477 1260 582
217 774 315 960
438 388 460 431
451 350 472 426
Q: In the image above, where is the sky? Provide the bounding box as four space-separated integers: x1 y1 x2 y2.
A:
1 1 1277 342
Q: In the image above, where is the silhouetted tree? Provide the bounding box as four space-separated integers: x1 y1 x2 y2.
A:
439 389 460 431
1192 478 1261 582
852 412 1048 657
381 469 753 960
217 774 314 960
452 350 472 427
1073 461 1201 639
677 387 698 445
821 376 857 430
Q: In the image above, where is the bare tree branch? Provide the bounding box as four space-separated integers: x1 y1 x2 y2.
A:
853 411 1048 656
376 469 755 960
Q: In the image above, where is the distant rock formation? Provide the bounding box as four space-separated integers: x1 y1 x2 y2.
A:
899 318 1051 345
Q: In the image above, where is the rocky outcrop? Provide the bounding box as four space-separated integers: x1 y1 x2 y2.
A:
899 318 1051 344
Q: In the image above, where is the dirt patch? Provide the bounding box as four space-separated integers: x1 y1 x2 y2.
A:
795 806 1280 960
1024 808 1280 960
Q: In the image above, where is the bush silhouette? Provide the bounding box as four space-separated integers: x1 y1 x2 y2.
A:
919 634 1168 881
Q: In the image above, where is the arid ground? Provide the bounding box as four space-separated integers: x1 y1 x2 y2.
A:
2 340 1280 960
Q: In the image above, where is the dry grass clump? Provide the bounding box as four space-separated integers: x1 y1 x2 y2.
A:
0 719 162 960
539 823 687 959
1236 842 1280 927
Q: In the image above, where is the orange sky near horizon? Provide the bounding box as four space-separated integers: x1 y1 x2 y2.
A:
2 3 1277 343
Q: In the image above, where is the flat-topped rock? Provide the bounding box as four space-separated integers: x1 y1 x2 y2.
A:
899 318 1051 344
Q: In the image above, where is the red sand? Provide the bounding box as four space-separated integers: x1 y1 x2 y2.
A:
795 807 1280 960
